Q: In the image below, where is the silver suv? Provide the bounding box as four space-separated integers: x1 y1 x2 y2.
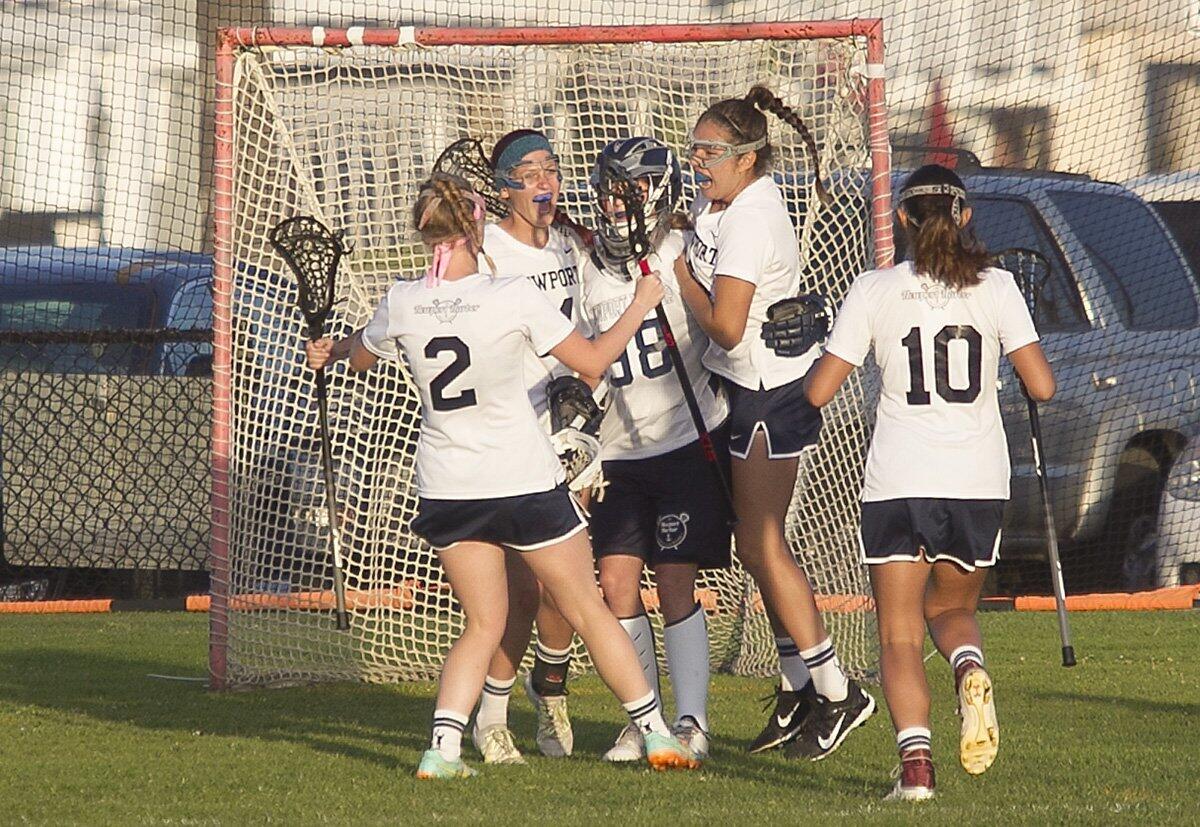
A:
947 170 1200 591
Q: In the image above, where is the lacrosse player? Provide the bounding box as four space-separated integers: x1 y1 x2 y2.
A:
803 165 1055 799
674 86 875 760
305 173 698 779
576 137 732 763
470 129 594 764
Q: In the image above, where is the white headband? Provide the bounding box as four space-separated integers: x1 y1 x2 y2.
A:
898 183 967 224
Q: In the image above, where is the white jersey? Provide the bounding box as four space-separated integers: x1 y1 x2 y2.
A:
581 231 728 461
360 273 575 500
685 175 815 391
825 261 1039 501
479 223 583 421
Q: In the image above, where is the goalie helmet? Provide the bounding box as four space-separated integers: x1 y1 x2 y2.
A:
589 137 682 267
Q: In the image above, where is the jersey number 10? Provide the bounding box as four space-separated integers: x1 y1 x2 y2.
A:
901 325 982 405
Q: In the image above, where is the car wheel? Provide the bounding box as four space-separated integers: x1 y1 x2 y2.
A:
1119 513 1158 592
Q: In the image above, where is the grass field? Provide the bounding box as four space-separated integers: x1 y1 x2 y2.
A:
0 611 1195 825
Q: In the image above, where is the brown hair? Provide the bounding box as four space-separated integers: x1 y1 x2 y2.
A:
412 172 495 273
698 85 830 205
898 165 989 291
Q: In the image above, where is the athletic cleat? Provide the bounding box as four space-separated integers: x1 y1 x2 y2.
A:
415 749 478 780
785 679 876 761
883 749 936 802
644 731 701 771
603 723 645 763
958 666 999 775
671 716 711 761
471 723 526 765
747 685 813 753
524 674 574 757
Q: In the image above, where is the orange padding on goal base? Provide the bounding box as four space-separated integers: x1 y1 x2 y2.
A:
1014 584 1200 612
0 599 113 614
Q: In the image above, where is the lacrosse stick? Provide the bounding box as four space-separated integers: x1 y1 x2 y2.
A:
992 247 1075 667
433 137 594 246
268 215 351 632
595 162 738 524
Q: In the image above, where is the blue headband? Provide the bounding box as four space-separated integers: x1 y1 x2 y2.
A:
494 134 554 190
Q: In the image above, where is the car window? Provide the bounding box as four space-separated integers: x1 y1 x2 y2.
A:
0 284 153 374
899 194 1088 332
1049 190 1199 330
162 277 213 376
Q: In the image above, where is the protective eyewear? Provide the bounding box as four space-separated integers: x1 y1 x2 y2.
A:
685 130 767 169
502 157 563 188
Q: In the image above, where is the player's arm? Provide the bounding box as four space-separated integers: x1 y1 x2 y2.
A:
1009 342 1055 402
305 328 378 373
549 273 665 377
803 353 855 407
673 255 754 350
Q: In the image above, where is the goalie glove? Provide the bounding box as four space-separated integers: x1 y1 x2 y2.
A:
547 375 603 437
550 428 602 493
760 294 830 358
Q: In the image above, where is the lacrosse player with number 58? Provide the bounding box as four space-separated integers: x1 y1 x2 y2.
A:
579 137 733 763
304 173 698 779
800 164 1056 800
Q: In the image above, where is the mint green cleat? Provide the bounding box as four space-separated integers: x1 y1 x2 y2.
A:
643 731 701 771
415 749 478 780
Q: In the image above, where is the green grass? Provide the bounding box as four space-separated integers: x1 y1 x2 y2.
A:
0 612 1196 825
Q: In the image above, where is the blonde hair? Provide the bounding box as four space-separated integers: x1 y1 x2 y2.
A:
413 172 496 274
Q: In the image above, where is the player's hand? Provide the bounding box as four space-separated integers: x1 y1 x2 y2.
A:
306 337 334 370
761 294 830 357
634 271 666 310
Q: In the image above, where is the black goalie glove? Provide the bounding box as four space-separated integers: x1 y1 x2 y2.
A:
761 294 830 357
547 375 603 437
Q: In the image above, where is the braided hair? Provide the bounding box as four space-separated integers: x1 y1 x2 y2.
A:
698 85 831 206
413 172 497 274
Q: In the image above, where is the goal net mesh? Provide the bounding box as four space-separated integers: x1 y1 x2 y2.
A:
217 29 883 686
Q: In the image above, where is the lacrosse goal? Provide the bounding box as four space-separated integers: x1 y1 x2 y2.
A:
211 22 892 688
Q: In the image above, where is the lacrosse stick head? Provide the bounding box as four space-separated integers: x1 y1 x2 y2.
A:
991 247 1051 318
550 428 602 493
433 138 508 219
590 137 681 264
268 216 346 340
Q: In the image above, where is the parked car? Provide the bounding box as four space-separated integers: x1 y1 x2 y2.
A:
1124 172 1200 276
1153 429 1200 587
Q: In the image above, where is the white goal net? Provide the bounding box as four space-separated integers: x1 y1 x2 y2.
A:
211 23 891 688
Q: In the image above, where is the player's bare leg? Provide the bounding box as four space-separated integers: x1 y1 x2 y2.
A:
419 541 509 779
524 531 698 770
925 562 996 776
733 435 874 759
598 553 659 762
657 562 711 759
869 560 937 799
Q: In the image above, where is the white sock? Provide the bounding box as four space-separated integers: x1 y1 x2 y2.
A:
623 690 670 737
663 603 709 731
775 635 811 693
950 645 985 672
896 725 932 756
474 675 515 731
801 638 849 702
619 614 661 707
430 709 469 761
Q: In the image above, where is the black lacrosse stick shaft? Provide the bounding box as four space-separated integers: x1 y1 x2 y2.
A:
607 166 738 525
1000 248 1075 667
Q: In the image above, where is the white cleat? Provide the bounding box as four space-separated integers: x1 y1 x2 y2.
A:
471 723 526 765
958 667 999 775
603 723 645 763
524 674 574 757
671 716 711 761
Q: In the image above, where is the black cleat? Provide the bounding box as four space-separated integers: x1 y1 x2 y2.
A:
747 684 815 753
785 679 876 761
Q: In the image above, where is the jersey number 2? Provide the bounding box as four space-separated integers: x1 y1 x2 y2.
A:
901 325 982 405
426 336 477 412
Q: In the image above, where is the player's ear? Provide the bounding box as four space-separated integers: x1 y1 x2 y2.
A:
737 150 757 175
896 207 911 228
959 205 973 228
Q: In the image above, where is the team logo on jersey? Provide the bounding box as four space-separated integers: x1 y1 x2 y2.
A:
902 282 962 310
656 513 690 550
415 297 479 324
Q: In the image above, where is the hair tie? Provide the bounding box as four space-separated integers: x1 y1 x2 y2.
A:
425 237 467 287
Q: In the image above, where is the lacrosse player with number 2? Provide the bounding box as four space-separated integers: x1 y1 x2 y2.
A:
304 173 698 779
800 164 1056 800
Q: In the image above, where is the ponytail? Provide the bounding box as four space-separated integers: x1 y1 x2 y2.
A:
744 85 831 206
413 172 496 275
898 165 989 291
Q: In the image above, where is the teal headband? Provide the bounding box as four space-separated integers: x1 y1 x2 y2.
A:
495 134 554 190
